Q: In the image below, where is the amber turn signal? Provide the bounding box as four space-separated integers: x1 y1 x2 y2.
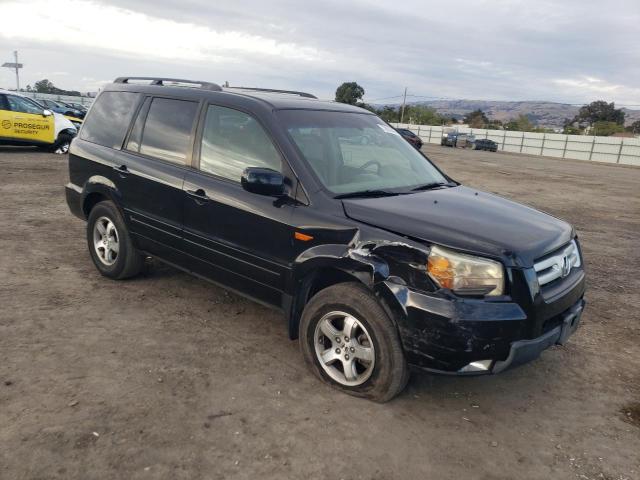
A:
427 255 454 289
294 231 314 242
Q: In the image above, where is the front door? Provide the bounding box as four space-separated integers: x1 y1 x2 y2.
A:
0 94 54 145
182 104 297 307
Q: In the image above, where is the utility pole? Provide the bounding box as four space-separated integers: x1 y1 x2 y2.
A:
400 87 407 124
2 50 23 91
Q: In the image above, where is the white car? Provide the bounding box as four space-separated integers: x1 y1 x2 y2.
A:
0 89 78 153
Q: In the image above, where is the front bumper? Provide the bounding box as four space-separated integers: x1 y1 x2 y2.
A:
381 267 586 374
491 298 584 373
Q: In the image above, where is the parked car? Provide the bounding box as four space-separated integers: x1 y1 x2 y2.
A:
66 77 586 401
395 128 423 149
443 132 474 148
39 99 85 119
0 89 78 153
61 101 89 115
474 139 498 152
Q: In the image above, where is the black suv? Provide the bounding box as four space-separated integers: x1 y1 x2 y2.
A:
65 77 586 402
474 138 498 152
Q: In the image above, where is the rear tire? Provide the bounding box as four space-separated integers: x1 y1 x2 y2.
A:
299 283 409 402
86 200 144 279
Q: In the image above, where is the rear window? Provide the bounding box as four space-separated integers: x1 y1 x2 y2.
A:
80 91 141 149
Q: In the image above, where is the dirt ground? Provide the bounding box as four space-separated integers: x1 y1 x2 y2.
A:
1 144 639 480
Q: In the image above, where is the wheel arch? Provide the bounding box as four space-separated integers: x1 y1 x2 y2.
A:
81 176 125 219
286 245 392 340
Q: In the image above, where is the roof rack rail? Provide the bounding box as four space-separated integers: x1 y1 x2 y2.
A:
113 77 222 91
225 86 317 99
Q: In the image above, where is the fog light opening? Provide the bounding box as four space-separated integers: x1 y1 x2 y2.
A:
458 360 493 373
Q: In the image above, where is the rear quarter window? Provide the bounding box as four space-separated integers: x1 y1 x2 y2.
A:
79 91 141 149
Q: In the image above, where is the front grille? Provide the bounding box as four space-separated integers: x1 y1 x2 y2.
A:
534 240 581 287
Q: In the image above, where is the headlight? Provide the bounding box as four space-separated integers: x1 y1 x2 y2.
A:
427 245 504 296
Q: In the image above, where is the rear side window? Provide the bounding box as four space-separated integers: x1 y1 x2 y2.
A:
199 105 281 181
80 91 141 149
138 98 198 164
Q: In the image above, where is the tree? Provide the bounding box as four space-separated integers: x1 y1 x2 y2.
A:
572 100 625 128
335 82 365 105
34 79 57 93
403 105 444 125
591 121 625 136
33 79 81 96
376 106 399 123
626 120 640 135
463 109 489 128
505 114 534 132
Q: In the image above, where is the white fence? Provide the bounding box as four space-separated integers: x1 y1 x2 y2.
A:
20 92 94 107
392 123 640 167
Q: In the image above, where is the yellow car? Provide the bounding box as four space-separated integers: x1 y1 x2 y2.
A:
0 90 79 153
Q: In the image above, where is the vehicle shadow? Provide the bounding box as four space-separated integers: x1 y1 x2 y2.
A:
0 146 52 154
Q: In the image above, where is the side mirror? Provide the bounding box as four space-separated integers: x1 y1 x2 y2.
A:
241 167 285 196
42 109 53 117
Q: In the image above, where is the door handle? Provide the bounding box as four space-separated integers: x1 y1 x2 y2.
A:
186 188 210 204
113 164 129 176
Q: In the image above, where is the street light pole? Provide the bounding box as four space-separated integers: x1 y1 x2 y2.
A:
14 51 20 91
2 50 23 91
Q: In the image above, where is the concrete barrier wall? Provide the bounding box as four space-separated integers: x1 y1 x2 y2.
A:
392 123 640 166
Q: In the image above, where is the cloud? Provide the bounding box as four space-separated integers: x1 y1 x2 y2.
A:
1 0 325 63
0 0 637 106
553 77 640 105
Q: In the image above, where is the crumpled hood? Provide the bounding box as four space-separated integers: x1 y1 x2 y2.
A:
342 186 573 267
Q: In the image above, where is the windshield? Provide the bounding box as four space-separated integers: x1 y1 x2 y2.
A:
278 110 449 195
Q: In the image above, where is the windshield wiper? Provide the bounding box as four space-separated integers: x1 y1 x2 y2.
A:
334 189 404 199
411 182 454 191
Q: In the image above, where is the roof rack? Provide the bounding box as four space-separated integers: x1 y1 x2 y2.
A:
113 77 222 91
225 86 317 99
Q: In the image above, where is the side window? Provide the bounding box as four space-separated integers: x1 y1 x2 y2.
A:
6 95 43 115
199 105 281 181
125 98 151 153
0 94 9 111
80 91 141 149
138 98 198 164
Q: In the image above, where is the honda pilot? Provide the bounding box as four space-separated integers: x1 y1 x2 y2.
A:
65 77 586 401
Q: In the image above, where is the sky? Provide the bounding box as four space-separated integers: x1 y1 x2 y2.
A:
0 0 639 106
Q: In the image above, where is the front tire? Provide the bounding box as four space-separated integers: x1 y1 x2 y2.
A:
299 283 409 402
86 201 144 279
50 132 73 154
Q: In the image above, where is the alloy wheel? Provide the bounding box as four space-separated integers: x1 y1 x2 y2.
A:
314 311 375 386
92 216 119 266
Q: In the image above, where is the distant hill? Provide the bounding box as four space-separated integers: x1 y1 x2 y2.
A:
377 99 640 129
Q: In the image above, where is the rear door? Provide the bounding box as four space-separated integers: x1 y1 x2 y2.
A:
1 94 55 145
182 104 297 307
117 96 200 255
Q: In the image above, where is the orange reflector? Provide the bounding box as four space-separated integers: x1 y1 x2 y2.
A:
294 231 314 242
